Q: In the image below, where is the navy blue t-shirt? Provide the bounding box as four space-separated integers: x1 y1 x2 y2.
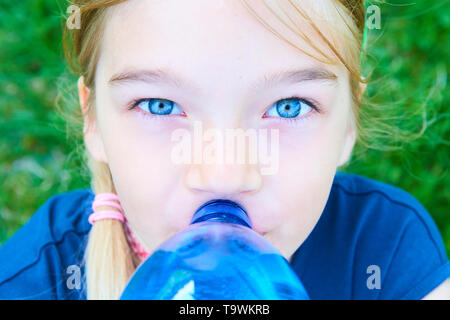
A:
0 172 449 299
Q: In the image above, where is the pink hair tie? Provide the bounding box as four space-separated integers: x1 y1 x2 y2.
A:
88 210 126 224
88 192 150 260
88 193 126 225
92 200 124 212
93 193 120 202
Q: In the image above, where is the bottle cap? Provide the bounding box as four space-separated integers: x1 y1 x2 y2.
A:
190 199 252 229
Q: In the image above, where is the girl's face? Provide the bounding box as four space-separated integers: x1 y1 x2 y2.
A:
81 0 356 261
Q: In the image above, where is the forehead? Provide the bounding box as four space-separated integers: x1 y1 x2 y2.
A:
98 0 346 87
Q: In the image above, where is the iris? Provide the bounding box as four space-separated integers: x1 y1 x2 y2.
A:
136 98 184 115
275 98 304 118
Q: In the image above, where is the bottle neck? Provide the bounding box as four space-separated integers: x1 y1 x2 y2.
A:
190 199 252 229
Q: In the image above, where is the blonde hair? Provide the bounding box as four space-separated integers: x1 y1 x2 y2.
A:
62 0 367 299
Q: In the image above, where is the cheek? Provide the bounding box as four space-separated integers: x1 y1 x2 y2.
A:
268 108 350 236
276 106 350 185
275 133 338 221
100 113 186 236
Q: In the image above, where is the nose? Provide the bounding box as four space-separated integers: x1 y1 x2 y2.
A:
186 160 262 197
184 123 263 197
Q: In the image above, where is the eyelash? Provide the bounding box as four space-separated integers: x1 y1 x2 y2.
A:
127 96 322 124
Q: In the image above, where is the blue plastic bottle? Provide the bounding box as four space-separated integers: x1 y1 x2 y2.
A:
120 199 309 300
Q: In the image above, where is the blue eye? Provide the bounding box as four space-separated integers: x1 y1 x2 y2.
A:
134 98 185 116
264 97 315 119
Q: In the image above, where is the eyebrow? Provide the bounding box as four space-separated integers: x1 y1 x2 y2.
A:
250 68 338 92
109 68 196 90
108 67 338 91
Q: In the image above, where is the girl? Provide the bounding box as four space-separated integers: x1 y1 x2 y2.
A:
0 0 449 300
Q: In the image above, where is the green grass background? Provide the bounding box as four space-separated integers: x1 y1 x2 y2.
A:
0 1 449 257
